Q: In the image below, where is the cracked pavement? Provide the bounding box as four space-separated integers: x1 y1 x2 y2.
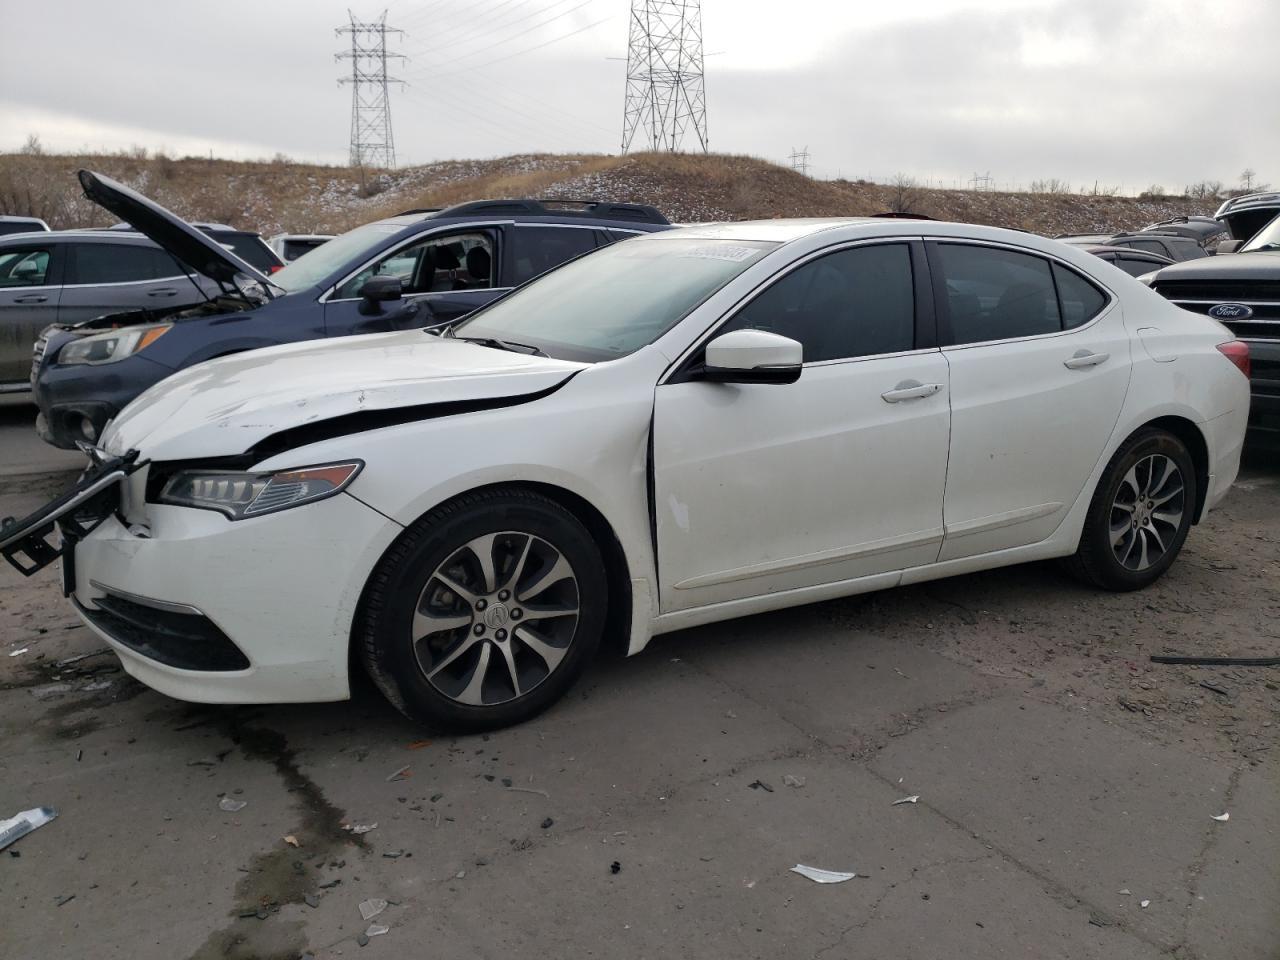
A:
0 430 1276 958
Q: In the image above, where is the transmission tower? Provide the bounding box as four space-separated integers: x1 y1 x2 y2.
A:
968 171 992 191
336 10 406 169
621 1 709 154
789 147 811 177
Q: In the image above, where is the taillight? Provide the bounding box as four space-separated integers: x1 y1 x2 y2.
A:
1216 340 1250 379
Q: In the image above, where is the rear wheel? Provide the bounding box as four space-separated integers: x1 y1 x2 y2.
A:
358 488 606 730
1065 429 1196 591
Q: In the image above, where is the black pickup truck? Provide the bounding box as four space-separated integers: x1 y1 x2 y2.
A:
1151 211 1280 448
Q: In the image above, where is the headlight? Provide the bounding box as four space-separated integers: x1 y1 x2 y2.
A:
58 324 171 365
155 461 363 519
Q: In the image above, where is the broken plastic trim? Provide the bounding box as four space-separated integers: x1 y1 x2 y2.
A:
1150 655 1280 667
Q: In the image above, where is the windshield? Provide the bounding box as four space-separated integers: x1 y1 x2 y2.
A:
271 221 407 293
1240 213 1280 253
453 236 777 362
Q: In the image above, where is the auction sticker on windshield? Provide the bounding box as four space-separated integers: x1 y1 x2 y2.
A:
679 244 768 262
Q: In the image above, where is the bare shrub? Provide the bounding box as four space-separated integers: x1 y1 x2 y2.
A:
19 134 43 156
1183 181 1224 200
887 173 923 215
1030 178 1071 194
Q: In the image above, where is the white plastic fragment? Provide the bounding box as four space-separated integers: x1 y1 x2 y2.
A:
346 822 378 834
8 647 29 657
1140 900 1151 909
365 923 389 937
359 898 388 921
790 864 858 883
782 775 806 788
218 797 247 813
0 806 57 851
892 795 921 805
1211 813 1229 822
1118 889 1131 895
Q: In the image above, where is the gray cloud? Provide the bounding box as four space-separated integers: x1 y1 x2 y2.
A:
1 0 1274 194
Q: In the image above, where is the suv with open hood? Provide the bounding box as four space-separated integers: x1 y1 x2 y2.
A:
31 171 671 448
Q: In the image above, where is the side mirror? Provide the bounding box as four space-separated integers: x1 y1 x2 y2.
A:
359 274 402 302
1215 239 1244 255
12 260 39 277
701 329 803 384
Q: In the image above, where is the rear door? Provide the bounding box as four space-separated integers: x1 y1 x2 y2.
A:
0 242 62 385
324 227 505 336
930 241 1131 560
57 241 205 326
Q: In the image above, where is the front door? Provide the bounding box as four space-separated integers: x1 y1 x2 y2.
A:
930 241 1132 561
653 241 951 613
324 228 506 337
0 243 61 385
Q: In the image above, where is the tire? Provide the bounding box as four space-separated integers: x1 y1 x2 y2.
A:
1064 428 1197 591
357 487 607 731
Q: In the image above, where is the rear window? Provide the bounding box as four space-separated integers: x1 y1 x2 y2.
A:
1052 263 1107 329
508 226 598 285
281 239 328 261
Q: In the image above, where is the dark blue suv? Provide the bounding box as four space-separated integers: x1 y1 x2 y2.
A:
33 171 671 448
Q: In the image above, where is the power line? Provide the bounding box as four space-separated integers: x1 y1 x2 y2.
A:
789 146 810 177
621 0 709 154
336 10 407 169
968 170 992 191
410 14 610 82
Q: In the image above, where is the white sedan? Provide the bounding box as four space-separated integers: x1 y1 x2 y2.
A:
1 219 1251 729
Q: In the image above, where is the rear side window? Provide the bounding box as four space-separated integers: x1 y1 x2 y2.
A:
0 247 51 287
1052 263 1107 329
68 243 184 284
508 226 597 285
282 239 327 261
937 244 1061 343
1113 257 1159 278
719 243 916 362
218 235 280 273
1123 239 1169 256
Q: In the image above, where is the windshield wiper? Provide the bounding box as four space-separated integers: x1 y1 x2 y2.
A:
453 335 548 357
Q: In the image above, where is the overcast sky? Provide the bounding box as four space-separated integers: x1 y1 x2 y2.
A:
1 0 1275 192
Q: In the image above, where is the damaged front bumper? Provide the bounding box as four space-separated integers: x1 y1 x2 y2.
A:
0 450 142 591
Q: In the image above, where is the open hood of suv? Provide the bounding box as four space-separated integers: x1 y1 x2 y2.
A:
77 170 270 287
99 330 586 461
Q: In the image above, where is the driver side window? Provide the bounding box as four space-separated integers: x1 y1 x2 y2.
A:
718 243 916 362
336 231 494 299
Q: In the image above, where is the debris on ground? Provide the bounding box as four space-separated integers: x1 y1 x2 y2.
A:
540 817 554 829
357 934 369 947
365 923 389 937
1151 655 1280 667
359 898 388 921
1119 888 1131 895
1199 681 1231 697
406 740 432 750
304 894 320 909
611 861 621 874
54 894 76 907
782 775 806 788
283 835 300 847
8 647 29 657
893 795 921 805
3 806 60 851
385 764 411 783
1088 912 1112 927
748 780 774 792
507 786 550 798
218 797 247 813
790 864 858 883
346 822 378 834
382 850 405 859
1212 813 1230 822
1141 900 1151 908
55 649 112 667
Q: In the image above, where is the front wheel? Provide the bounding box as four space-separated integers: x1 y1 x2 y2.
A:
357 488 607 731
1065 429 1196 591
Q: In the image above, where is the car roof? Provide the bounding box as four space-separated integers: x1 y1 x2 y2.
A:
1083 244 1173 261
645 218 1085 249
0 229 161 245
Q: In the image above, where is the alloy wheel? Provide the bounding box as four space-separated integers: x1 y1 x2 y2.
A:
411 531 580 706
1109 454 1185 571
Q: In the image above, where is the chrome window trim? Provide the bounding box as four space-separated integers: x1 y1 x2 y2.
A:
660 237 927 384
927 237 1116 351
318 220 511 304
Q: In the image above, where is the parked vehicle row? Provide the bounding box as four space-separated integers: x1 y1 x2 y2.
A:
0 179 1251 730
26 173 671 447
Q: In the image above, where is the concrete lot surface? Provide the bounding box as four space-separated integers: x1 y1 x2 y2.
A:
0 438 1276 959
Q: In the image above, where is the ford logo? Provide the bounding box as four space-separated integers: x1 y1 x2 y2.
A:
1207 303 1253 320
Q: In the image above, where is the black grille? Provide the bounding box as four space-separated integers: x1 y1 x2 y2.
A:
78 595 250 671
1155 281 1280 301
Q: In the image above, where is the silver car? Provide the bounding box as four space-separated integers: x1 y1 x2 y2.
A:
0 230 218 394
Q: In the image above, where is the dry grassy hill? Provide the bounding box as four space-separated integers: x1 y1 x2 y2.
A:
0 150 1217 239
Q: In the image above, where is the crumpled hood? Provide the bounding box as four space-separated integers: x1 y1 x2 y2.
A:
101 330 586 461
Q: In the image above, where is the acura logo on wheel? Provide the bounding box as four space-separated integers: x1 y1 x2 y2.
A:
1207 302 1253 320
485 605 511 629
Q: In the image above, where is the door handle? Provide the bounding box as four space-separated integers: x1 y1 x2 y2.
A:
1064 349 1109 369
881 380 943 403
147 288 178 298
14 294 47 304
